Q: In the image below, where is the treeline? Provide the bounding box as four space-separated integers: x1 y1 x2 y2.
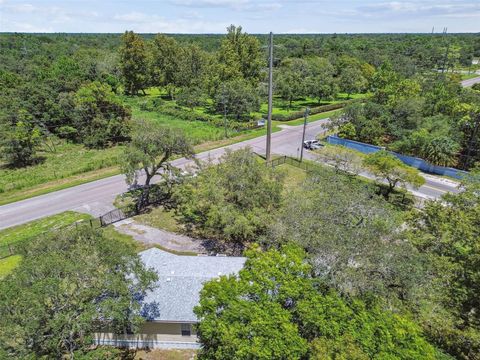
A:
329 67 480 169
0 33 129 167
1 29 480 169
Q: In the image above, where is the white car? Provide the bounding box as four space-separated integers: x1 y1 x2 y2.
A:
303 140 323 150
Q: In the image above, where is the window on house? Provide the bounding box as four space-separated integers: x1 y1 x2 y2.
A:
181 323 191 336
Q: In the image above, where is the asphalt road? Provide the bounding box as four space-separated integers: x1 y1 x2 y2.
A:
0 119 460 230
461 76 480 87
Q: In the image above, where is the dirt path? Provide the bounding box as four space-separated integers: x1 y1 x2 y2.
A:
113 219 209 254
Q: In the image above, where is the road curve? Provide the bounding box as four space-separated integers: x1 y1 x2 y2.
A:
461 76 480 87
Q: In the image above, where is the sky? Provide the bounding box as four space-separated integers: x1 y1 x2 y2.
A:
0 0 479 34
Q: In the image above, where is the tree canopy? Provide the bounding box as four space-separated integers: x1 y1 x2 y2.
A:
0 226 157 359
195 245 437 360
174 148 284 247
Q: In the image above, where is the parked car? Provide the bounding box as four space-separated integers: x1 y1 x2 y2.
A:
303 140 323 150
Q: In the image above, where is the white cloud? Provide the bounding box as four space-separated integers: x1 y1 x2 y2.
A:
113 11 228 33
169 0 281 12
5 3 36 13
357 1 480 18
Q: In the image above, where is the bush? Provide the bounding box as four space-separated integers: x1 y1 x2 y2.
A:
141 99 261 132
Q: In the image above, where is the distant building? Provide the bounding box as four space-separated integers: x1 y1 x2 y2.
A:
95 248 245 349
473 59 479 65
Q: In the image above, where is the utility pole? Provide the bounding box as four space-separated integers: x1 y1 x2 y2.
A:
299 107 310 162
222 85 228 138
266 32 273 162
441 27 450 74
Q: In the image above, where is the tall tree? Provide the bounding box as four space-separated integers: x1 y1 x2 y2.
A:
275 58 309 108
307 57 338 104
119 31 148 95
174 148 283 246
122 119 194 208
217 25 263 83
150 34 181 98
339 66 367 98
270 167 426 301
0 116 41 168
72 81 131 148
408 169 480 359
214 79 260 121
363 150 425 197
195 245 437 360
0 226 157 359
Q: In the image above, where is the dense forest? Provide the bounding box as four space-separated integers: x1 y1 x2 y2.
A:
1 30 480 172
1 29 480 359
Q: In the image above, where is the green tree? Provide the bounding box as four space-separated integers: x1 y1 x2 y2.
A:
0 226 157 359
195 245 436 360
174 148 283 245
150 34 181 98
0 117 41 167
408 170 480 359
339 66 367 98
315 145 364 177
330 102 390 145
275 58 309 107
72 81 131 148
364 150 425 197
307 57 338 104
120 31 148 95
275 66 305 108
421 136 460 167
270 168 426 300
122 119 194 208
176 86 207 110
371 62 399 104
217 25 263 83
214 79 260 121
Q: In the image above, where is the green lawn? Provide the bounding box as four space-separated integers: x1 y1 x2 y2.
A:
0 211 91 248
277 163 307 193
125 97 228 145
0 211 92 278
134 206 183 233
0 211 145 279
461 73 480 80
0 255 21 279
0 87 346 206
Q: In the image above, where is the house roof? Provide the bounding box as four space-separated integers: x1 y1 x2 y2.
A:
139 247 246 323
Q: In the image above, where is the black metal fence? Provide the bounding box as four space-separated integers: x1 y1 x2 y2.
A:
98 206 137 227
0 243 16 259
0 220 87 260
268 156 316 171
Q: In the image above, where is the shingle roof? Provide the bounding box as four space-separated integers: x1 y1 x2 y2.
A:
139 247 246 323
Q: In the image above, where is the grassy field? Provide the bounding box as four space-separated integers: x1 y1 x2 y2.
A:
0 255 21 279
0 142 122 205
0 211 92 278
461 73 480 80
0 211 147 279
133 349 197 360
0 87 346 206
0 211 91 248
277 163 308 193
134 206 183 233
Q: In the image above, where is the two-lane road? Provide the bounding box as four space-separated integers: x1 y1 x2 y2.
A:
1 120 328 230
0 118 459 230
461 76 480 87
